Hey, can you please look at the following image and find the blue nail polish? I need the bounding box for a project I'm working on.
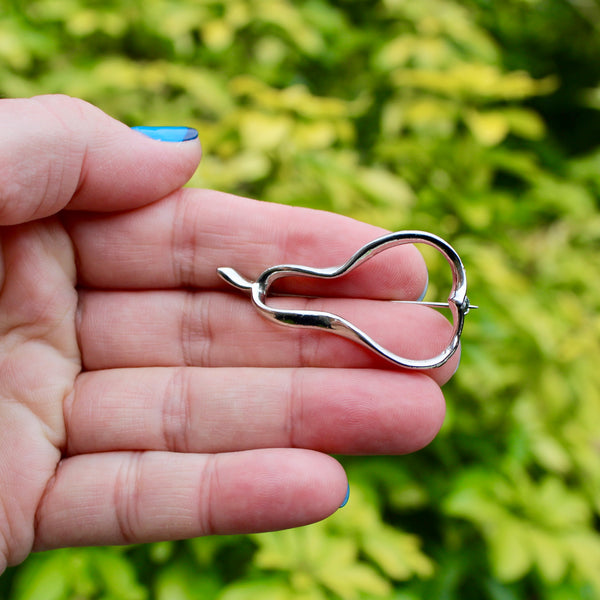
[417,272,429,302]
[132,126,198,142]
[339,485,350,508]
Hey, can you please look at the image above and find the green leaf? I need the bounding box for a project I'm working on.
[362,528,434,580]
[92,549,147,600]
[318,563,391,599]
[218,578,293,600]
[155,562,221,600]
[489,519,532,582]
[465,110,510,146]
[529,529,567,583]
[12,552,70,600]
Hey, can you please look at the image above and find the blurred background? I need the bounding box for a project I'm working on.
[1,0,600,598]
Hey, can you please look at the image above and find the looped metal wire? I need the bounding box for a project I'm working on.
[217,230,475,369]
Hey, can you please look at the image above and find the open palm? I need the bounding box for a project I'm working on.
[0,96,452,573]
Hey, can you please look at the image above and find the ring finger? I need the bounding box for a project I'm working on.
[65,366,445,457]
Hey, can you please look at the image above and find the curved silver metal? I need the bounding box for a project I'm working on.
[217,230,474,369]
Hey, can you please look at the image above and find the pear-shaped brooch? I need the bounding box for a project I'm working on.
[218,231,476,369]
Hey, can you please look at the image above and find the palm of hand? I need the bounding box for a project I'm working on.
[0,219,79,570]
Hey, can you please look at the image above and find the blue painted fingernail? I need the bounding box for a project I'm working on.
[339,484,350,508]
[132,126,198,142]
[417,272,429,302]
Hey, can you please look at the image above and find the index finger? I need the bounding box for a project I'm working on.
[65,189,428,299]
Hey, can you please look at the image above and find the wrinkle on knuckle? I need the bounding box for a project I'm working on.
[171,192,200,287]
[179,291,195,367]
[180,290,213,367]
[113,452,144,545]
[197,455,219,536]
[162,367,191,453]
[33,96,89,208]
[192,292,214,367]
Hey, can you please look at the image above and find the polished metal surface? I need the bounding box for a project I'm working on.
[217,231,475,369]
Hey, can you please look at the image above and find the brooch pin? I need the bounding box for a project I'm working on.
[218,231,475,369]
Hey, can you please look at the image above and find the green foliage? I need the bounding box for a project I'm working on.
[1,0,600,598]
[7,547,147,600]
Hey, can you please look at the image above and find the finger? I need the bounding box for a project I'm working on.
[33,449,347,549]
[64,367,445,456]
[64,189,428,299]
[76,290,459,383]
[0,95,201,225]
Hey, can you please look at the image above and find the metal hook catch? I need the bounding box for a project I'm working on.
[217,230,476,369]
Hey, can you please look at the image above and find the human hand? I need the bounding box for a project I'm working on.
[0,95,453,574]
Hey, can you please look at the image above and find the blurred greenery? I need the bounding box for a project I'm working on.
[1,0,600,598]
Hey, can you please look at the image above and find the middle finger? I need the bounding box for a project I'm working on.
[77,289,458,383]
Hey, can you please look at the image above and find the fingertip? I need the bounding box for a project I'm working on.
[0,94,203,224]
[417,270,429,302]
[416,373,447,449]
[433,342,462,387]
[338,483,350,509]
[405,243,430,300]
[376,371,447,453]
[68,114,202,212]
[212,449,349,533]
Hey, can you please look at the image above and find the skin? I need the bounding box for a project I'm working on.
[0,95,454,574]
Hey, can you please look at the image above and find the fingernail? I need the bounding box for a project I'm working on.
[450,352,462,378]
[132,126,198,142]
[339,484,350,508]
[417,272,429,302]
